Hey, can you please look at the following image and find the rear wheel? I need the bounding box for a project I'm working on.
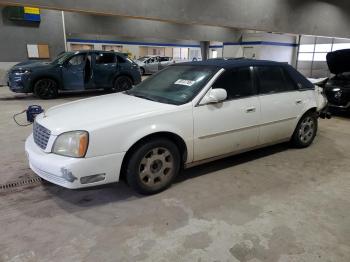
[33,79,58,99]
[291,111,318,148]
[112,76,133,92]
[125,138,180,195]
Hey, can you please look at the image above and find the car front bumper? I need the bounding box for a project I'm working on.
[8,79,26,93]
[8,73,31,93]
[25,135,125,189]
[328,102,350,109]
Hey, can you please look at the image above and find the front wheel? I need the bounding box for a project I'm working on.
[291,111,318,148]
[140,67,145,75]
[33,79,58,99]
[112,76,133,92]
[125,139,181,195]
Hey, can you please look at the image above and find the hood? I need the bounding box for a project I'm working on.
[326,49,350,74]
[36,93,176,135]
[135,60,145,66]
[12,61,52,71]
[308,77,329,87]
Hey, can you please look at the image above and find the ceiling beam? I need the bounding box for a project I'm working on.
[0,0,349,38]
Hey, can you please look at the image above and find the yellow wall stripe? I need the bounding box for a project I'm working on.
[24,7,40,15]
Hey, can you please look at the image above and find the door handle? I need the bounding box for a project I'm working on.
[296,100,303,104]
[245,107,256,113]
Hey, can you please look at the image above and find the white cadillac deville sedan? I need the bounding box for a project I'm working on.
[25,59,327,194]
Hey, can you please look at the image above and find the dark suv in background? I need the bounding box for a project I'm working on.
[324,49,350,110]
[8,51,142,99]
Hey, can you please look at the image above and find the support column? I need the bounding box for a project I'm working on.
[200,41,210,61]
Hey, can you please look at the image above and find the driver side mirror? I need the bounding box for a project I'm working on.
[199,88,227,105]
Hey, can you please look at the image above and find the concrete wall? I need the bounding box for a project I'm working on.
[2,0,350,38]
[0,8,65,85]
[209,42,223,59]
[0,8,65,61]
[222,32,298,65]
[63,12,240,43]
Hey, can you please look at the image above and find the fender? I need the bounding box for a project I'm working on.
[86,105,194,163]
[120,123,193,164]
[292,90,318,131]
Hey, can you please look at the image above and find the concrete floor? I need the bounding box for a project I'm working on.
[0,86,349,262]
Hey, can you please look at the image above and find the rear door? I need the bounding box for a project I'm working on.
[193,66,260,161]
[255,66,304,145]
[93,52,117,88]
[159,57,171,70]
[145,57,159,73]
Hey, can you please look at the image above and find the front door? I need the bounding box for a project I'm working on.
[62,53,87,90]
[193,67,260,161]
[255,66,304,145]
[93,52,117,89]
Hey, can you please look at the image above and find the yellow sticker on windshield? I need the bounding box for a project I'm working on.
[175,79,195,86]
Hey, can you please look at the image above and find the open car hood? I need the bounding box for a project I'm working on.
[327,49,350,74]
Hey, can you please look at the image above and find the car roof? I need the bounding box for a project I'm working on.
[143,55,169,58]
[176,58,285,69]
[70,50,125,55]
[174,58,315,89]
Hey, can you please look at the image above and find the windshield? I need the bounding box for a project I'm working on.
[126,65,219,105]
[137,56,150,62]
[51,52,74,64]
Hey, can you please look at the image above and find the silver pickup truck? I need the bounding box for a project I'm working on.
[135,56,175,75]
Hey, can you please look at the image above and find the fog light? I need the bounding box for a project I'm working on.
[80,174,106,184]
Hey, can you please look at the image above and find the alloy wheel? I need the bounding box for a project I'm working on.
[34,79,57,99]
[298,116,315,143]
[138,147,174,187]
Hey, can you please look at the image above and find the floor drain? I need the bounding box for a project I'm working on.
[0,176,42,192]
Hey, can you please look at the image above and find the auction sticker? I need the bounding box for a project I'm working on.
[174,79,195,86]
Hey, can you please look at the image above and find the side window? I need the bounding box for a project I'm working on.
[160,57,169,62]
[67,54,86,66]
[212,67,255,100]
[95,53,116,64]
[255,66,297,94]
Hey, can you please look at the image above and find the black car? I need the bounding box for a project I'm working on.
[324,49,350,110]
[7,51,142,99]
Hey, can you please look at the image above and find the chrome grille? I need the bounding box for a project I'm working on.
[33,121,51,150]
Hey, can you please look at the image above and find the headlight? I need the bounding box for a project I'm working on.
[52,131,89,158]
[14,69,31,76]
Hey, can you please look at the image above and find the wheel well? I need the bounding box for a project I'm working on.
[31,77,59,92]
[293,107,318,133]
[119,132,188,181]
[303,107,317,116]
[114,74,133,85]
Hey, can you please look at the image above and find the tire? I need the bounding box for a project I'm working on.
[291,111,318,148]
[125,138,181,195]
[140,67,145,76]
[33,79,58,99]
[112,76,133,92]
